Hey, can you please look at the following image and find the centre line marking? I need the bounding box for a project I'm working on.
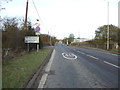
[77,51,99,60]
[76,49,119,69]
[103,61,120,68]
[77,51,85,55]
[86,55,99,60]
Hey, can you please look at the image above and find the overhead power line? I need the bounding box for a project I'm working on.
[31,0,49,32]
[31,0,42,21]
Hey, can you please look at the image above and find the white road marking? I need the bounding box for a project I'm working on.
[38,73,48,88]
[76,50,119,69]
[111,54,118,56]
[103,61,120,68]
[38,49,55,88]
[71,53,77,59]
[86,54,99,60]
[62,53,77,60]
[77,51,85,55]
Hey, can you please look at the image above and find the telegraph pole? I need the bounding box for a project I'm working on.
[24,0,29,52]
[118,1,120,28]
[24,0,29,31]
[118,2,120,51]
[107,1,109,50]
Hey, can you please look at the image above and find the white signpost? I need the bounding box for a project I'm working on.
[25,36,39,52]
[25,36,39,43]
[24,20,41,52]
[34,20,41,52]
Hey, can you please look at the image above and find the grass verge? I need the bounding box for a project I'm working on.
[2,49,51,88]
[110,49,119,53]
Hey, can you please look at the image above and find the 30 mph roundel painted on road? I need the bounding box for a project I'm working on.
[62,52,77,60]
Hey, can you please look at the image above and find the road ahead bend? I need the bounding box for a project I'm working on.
[39,44,119,88]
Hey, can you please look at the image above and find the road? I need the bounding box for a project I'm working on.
[38,43,119,88]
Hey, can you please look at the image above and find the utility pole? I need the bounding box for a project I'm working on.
[107,1,109,50]
[118,2,120,51]
[24,0,29,31]
[24,0,29,52]
[118,1,120,28]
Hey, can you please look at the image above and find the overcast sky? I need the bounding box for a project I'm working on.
[1,0,119,39]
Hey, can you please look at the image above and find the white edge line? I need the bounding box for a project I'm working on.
[38,49,55,88]
[103,61,120,68]
[38,73,48,88]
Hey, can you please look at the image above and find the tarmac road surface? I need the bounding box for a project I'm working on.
[38,43,119,88]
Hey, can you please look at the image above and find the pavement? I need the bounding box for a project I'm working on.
[38,43,119,88]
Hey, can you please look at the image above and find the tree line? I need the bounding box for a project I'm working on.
[63,24,119,51]
[92,24,119,50]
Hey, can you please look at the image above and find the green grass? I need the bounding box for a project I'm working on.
[110,49,119,53]
[2,49,51,88]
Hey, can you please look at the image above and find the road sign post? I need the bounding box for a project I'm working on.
[37,43,39,52]
[34,19,41,52]
[27,43,29,52]
[25,36,39,52]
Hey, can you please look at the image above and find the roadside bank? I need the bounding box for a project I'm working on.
[2,49,53,88]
